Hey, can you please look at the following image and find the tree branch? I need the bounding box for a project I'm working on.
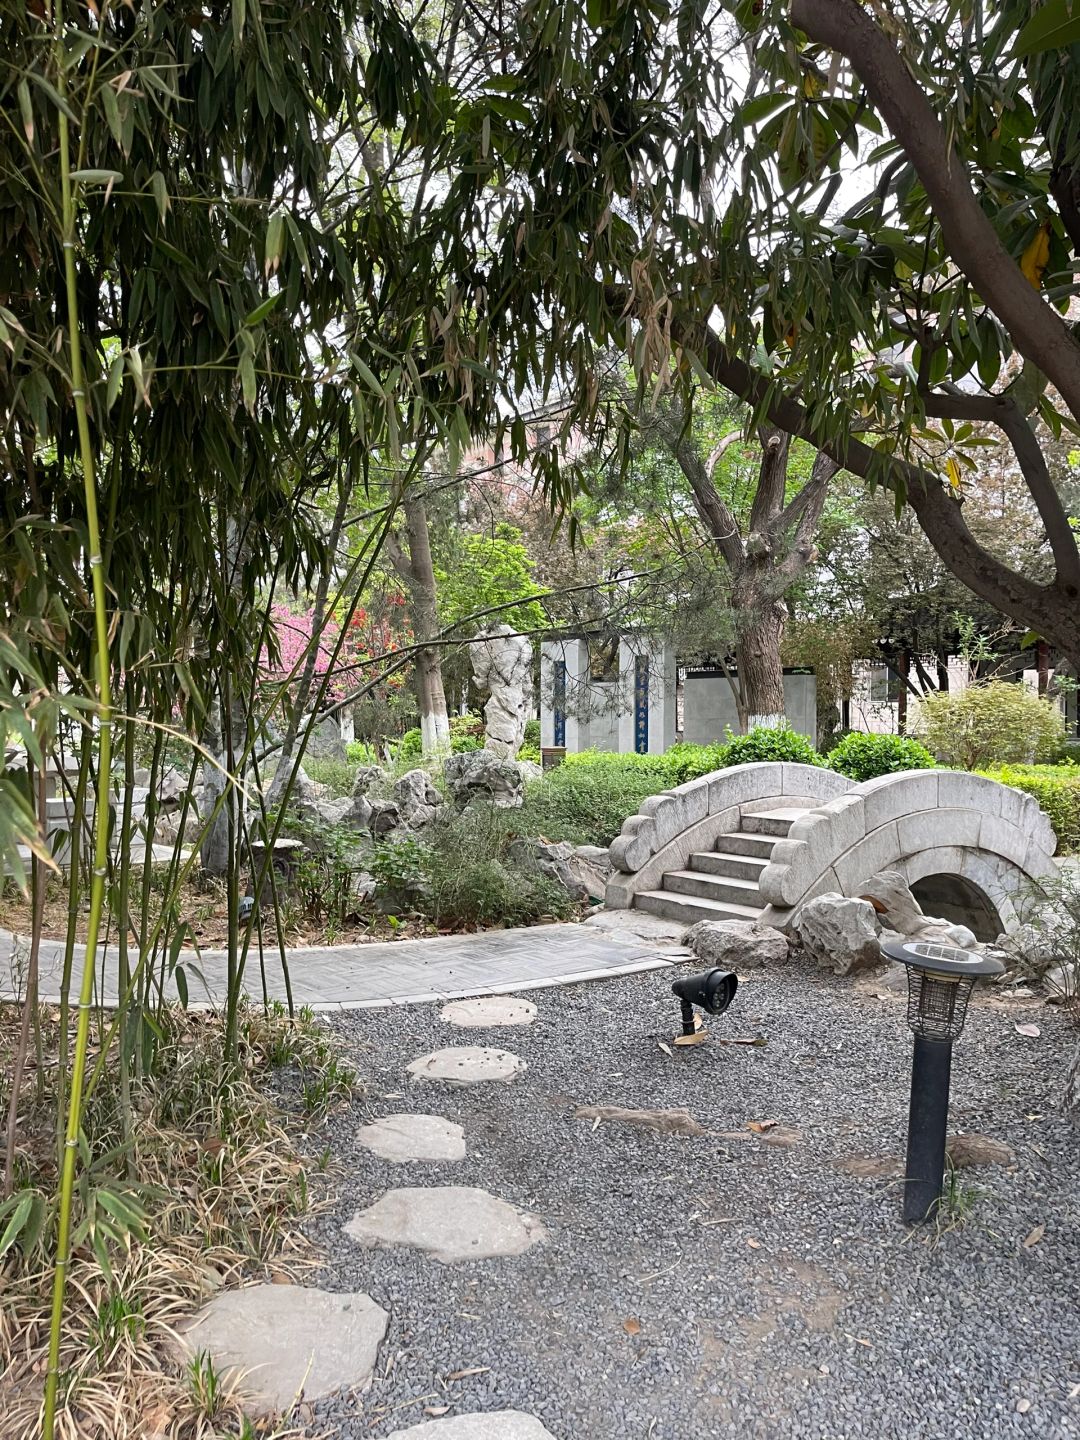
[923,389,1080,590]
[790,0,1080,425]
[748,424,790,534]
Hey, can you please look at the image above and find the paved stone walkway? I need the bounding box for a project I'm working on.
[0,922,679,1011]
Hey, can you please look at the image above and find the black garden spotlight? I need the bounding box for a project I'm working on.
[672,969,738,1038]
[882,938,1004,1224]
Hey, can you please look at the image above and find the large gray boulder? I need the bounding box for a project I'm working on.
[471,625,533,758]
[793,894,881,975]
[444,750,525,809]
[306,715,348,761]
[393,768,443,828]
[858,870,978,950]
[509,835,601,898]
[684,918,789,969]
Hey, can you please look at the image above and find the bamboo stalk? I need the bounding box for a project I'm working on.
[42,56,115,1440]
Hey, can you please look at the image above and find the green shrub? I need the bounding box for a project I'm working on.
[517,743,541,763]
[523,717,541,749]
[979,764,1080,852]
[1051,738,1080,767]
[720,725,823,768]
[517,751,671,847]
[826,732,936,781]
[301,755,357,796]
[396,727,423,760]
[346,740,379,764]
[395,717,484,762]
[918,681,1065,769]
[369,836,432,892]
[424,807,573,927]
[662,741,728,784]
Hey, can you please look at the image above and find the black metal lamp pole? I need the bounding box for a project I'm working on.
[903,1033,953,1223]
[881,939,1004,1225]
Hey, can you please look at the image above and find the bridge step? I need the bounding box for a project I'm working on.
[689,851,769,881]
[662,869,763,906]
[711,831,777,860]
[635,890,764,926]
[739,808,806,837]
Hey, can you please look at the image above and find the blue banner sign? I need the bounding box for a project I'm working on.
[553,660,566,747]
[634,654,649,753]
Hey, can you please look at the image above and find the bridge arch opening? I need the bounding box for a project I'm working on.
[909,873,1002,942]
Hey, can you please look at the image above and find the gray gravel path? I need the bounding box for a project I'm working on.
[309,955,1080,1439]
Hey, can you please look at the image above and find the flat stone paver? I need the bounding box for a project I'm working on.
[407,1046,526,1087]
[441,996,537,1028]
[345,1186,546,1263]
[358,1113,466,1163]
[173,1284,387,1413]
[0,922,673,1011]
[385,1414,557,1438]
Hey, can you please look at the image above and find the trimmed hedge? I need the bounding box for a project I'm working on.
[516,729,823,847]
[979,764,1080,853]
[827,732,936,781]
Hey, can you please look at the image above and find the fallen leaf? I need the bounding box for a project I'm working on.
[623,1317,641,1335]
[746,1237,762,1250]
[719,1034,768,1047]
[425,1407,451,1418]
[747,1119,779,1133]
[1014,1023,1041,1039]
[657,1041,673,1057]
[446,1366,490,1381]
[1023,1223,1046,1248]
[673,1030,710,1047]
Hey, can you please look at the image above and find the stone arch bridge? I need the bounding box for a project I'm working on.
[605,762,1057,940]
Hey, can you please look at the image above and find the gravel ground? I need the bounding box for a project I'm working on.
[307,953,1080,1440]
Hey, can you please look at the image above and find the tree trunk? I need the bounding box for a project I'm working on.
[733,572,787,730]
[402,495,450,753]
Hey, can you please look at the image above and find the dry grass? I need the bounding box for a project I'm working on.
[0,1003,355,1439]
[0,872,435,950]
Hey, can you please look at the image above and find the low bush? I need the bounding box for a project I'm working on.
[662,741,728,784]
[423,806,573,927]
[302,754,356,795]
[346,740,380,764]
[522,717,541,749]
[918,681,1064,769]
[826,732,936,781]
[979,764,1080,852]
[517,750,671,847]
[396,715,485,761]
[720,725,823,768]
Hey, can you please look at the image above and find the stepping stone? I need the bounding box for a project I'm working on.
[173,1284,387,1414]
[407,1046,526,1087]
[441,995,537,1028]
[358,1114,466,1163]
[345,1186,546,1263]
[386,1413,557,1438]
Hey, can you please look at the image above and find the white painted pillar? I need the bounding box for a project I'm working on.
[540,638,591,752]
[616,638,676,754]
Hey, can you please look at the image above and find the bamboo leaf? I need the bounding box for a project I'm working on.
[106,353,124,411]
[149,171,169,222]
[17,79,33,143]
[70,169,125,185]
[0,1192,33,1258]
[244,293,281,326]
[239,350,257,413]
